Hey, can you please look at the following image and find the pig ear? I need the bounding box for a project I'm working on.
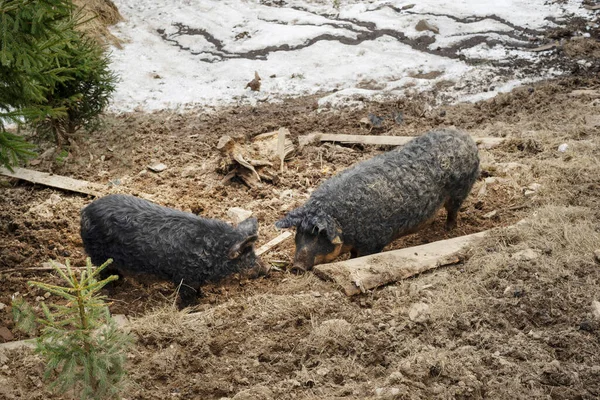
[228,232,259,260]
[275,208,305,229]
[313,214,342,244]
[236,217,258,237]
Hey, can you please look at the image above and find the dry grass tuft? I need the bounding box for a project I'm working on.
[74,0,124,48]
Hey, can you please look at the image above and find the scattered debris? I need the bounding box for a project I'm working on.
[415,19,439,34]
[408,302,430,323]
[147,162,168,173]
[409,70,443,79]
[245,71,261,91]
[227,207,253,225]
[529,43,558,52]
[218,128,295,187]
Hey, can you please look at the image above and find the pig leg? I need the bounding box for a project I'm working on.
[444,192,470,230]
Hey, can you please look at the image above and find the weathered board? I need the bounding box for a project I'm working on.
[299,133,504,149]
[0,167,105,196]
[313,229,491,296]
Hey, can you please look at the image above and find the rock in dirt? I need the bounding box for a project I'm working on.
[483,210,498,219]
[558,143,569,153]
[408,302,430,323]
[232,385,273,400]
[415,19,439,34]
[592,301,600,320]
[148,162,167,173]
[0,327,14,342]
[0,303,6,311]
[593,250,600,263]
[514,248,539,261]
[375,387,402,397]
[227,207,253,225]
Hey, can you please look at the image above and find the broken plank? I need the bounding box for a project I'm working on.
[313,229,491,296]
[256,231,292,256]
[0,167,106,196]
[299,133,504,149]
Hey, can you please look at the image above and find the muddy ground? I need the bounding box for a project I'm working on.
[1,33,600,400]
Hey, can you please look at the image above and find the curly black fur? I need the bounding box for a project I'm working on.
[80,194,259,308]
[276,128,480,268]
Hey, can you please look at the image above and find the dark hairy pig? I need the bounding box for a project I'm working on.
[80,194,261,308]
[276,128,480,271]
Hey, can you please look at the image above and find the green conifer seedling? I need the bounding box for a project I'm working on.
[13,258,133,400]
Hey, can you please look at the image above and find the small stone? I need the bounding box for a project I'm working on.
[408,302,430,323]
[148,163,168,173]
[415,19,440,34]
[558,143,569,152]
[401,4,415,10]
[528,183,542,191]
[359,117,371,128]
[483,210,497,219]
[514,248,539,261]
[227,207,253,225]
[35,296,44,302]
[386,371,403,385]
[0,327,14,342]
[43,292,51,299]
[593,250,600,263]
[592,300,600,320]
[112,314,130,328]
[524,190,536,197]
[503,286,513,296]
[0,303,6,311]
[316,367,329,376]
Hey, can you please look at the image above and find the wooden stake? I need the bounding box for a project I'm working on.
[256,231,292,256]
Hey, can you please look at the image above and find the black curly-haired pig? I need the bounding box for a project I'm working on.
[80,194,261,308]
[276,128,480,271]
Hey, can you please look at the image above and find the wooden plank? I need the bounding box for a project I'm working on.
[0,167,106,196]
[299,133,504,149]
[313,229,492,296]
[256,231,292,256]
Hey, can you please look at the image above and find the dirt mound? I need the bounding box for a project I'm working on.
[74,0,123,47]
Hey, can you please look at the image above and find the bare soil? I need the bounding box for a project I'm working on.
[1,34,600,400]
